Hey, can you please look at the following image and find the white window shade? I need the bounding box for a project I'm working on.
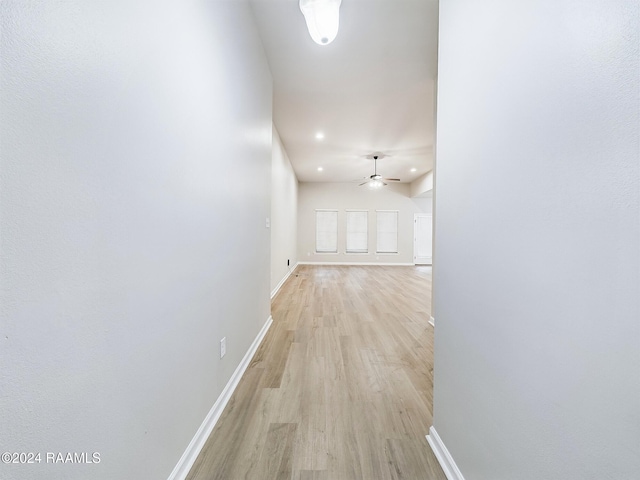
[316,210,338,253]
[346,210,368,253]
[376,211,398,253]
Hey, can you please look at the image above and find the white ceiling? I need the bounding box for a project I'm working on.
[249,0,439,183]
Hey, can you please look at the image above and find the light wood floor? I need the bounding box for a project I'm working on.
[186,265,445,480]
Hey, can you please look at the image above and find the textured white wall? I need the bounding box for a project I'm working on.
[271,127,298,294]
[0,2,272,479]
[298,182,432,264]
[433,1,639,479]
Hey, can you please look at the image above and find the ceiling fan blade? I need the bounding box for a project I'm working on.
[358,181,369,186]
[384,178,401,182]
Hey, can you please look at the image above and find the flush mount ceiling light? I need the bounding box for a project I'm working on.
[315,132,325,140]
[317,166,324,171]
[299,0,342,45]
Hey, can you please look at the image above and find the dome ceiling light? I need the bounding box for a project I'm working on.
[299,0,342,45]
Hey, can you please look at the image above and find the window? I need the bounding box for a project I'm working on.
[315,210,338,253]
[376,210,398,253]
[346,210,368,253]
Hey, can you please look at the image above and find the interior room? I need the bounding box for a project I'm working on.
[1,1,638,480]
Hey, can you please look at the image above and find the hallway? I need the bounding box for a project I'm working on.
[186,265,445,480]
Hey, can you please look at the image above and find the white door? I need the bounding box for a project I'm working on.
[414,214,432,265]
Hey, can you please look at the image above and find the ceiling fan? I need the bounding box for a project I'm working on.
[359,154,400,188]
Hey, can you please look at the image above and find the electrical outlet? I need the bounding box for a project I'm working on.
[220,337,226,358]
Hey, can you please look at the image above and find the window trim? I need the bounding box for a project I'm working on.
[345,209,369,254]
[315,209,339,254]
[376,209,399,254]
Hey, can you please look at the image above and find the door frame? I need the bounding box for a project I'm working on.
[413,213,433,265]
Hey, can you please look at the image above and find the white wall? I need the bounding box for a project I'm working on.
[433,1,639,479]
[0,2,272,480]
[298,182,432,264]
[410,170,434,198]
[271,126,298,295]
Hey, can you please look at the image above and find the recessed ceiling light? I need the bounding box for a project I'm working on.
[317,167,323,171]
[315,132,325,140]
[410,168,417,172]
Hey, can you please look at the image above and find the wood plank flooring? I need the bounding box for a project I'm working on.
[186,265,445,480]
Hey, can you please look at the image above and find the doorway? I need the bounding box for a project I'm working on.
[414,213,433,265]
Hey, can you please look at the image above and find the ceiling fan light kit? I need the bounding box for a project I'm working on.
[299,0,342,45]
[359,155,401,189]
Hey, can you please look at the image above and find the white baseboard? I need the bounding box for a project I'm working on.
[271,262,299,299]
[429,316,435,327]
[426,426,465,480]
[298,261,414,266]
[168,315,273,480]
